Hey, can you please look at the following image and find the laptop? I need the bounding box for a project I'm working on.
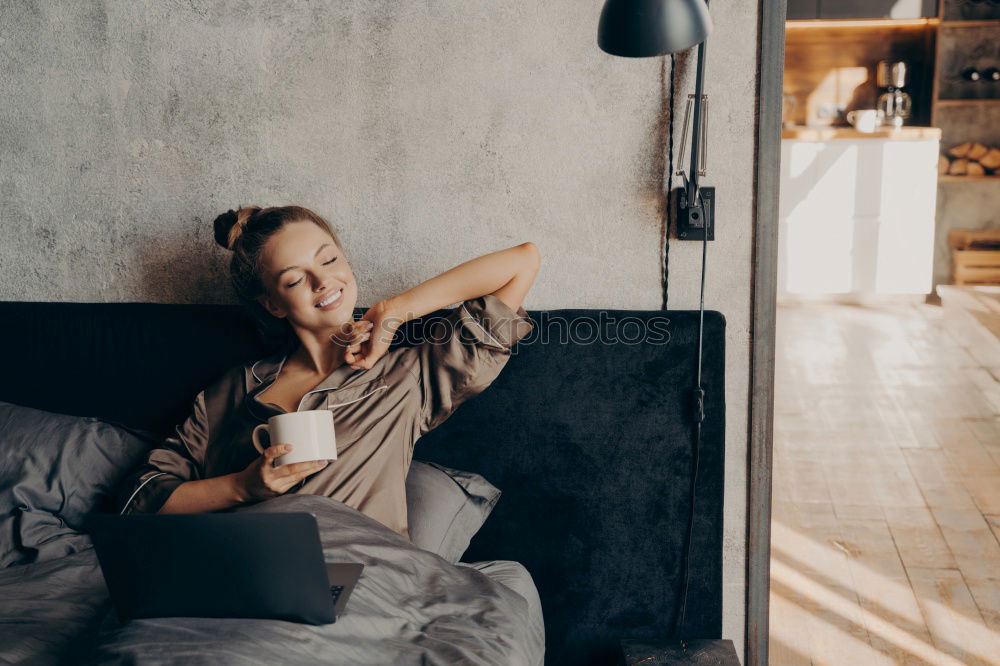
[85,512,363,626]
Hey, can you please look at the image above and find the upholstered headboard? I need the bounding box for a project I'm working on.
[0,302,725,665]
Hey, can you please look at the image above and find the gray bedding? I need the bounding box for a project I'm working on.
[0,494,545,666]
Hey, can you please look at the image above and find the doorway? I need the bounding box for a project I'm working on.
[760,1,1000,664]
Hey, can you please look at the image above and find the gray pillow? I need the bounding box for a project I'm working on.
[0,401,154,567]
[405,460,502,563]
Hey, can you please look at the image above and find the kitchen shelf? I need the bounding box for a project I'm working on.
[938,174,1000,182]
[936,99,1000,106]
[939,19,1000,27]
[783,126,942,140]
[786,18,940,28]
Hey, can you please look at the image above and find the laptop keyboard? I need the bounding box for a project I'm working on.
[329,585,344,605]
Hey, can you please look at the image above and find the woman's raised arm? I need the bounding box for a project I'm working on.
[349,242,541,370]
[391,241,541,316]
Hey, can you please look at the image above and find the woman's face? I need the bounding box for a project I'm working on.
[256,220,358,334]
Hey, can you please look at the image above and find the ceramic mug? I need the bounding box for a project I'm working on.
[252,410,337,466]
[846,109,880,133]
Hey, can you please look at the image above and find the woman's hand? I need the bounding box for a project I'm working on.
[348,300,403,370]
[233,444,329,502]
[330,319,374,368]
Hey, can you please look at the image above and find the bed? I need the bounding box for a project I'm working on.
[0,301,725,665]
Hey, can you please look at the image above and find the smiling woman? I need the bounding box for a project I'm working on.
[248,217,365,371]
[213,205,357,349]
[117,203,539,540]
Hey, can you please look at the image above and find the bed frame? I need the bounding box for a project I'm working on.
[0,301,725,665]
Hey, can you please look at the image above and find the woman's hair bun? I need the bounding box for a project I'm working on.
[212,205,261,250]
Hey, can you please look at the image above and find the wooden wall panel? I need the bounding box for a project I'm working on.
[784,24,937,125]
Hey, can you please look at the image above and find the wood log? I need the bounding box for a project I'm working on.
[967,161,986,177]
[939,154,951,174]
[980,148,1000,171]
[949,158,969,175]
[967,143,989,162]
[949,142,972,158]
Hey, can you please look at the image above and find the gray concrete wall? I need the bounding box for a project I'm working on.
[0,0,759,651]
[932,97,1000,288]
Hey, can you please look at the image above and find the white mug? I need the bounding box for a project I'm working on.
[252,410,337,466]
[846,109,880,133]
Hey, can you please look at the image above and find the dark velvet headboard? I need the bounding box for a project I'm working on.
[0,302,726,666]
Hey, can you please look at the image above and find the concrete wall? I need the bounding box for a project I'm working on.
[0,0,760,652]
[932,86,1000,288]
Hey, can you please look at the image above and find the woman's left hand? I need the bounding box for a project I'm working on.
[329,320,372,367]
[347,300,403,370]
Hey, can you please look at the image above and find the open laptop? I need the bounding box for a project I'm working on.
[85,512,363,625]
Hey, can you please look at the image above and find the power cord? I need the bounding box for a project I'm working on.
[672,11,710,643]
[663,53,676,311]
[674,225,707,647]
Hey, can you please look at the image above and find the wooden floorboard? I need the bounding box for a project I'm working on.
[769,299,1000,665]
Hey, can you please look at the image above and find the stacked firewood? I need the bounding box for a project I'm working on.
[938,142,1000,177]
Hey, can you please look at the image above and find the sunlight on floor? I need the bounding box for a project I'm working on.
[772,521,999,665]
[769,299,1000,666]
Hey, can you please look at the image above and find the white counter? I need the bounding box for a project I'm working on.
[778,133,940,295]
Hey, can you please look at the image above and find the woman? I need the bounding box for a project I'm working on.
[117,205,539,540]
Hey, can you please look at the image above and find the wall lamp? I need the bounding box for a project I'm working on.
[598,0,715,241]
[599,2,740,664]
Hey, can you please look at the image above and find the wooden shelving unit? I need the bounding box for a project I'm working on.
[939,19,1000,27]
[931,0,999,289]
[939,174,1000,182]
[936,98,1000,106]
[783,20,939,127]
[785,18,939,28]
[932,1,1000,184]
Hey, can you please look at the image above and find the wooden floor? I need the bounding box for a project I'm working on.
[769,298,1000,666]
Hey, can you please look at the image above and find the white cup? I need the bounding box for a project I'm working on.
[252,410,337,466]
[846,109,880,133]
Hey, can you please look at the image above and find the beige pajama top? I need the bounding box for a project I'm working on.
[117,294,534,540]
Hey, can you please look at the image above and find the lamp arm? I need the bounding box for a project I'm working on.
[687,37,708,208]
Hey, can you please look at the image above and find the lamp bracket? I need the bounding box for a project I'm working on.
[676,185,715,241]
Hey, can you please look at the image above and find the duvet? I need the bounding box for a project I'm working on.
[0,494,544,666]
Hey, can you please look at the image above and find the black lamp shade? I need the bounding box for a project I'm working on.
[598,0,713,57]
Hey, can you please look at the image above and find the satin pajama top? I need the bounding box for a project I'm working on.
[116,294,534,540]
